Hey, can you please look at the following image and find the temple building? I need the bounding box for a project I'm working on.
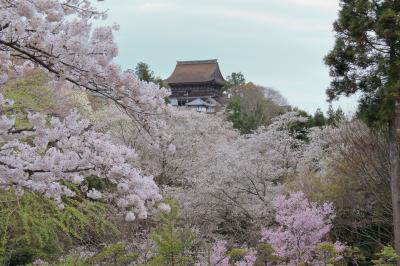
[165,59,226,112]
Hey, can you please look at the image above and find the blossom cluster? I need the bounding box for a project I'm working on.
[0,94,163,221]
[0,0,170,131]
[163,111,308,241]
[261,192,344,266]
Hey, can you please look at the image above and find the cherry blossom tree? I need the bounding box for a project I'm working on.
[92,105,236,185]
[0,0,173,222]
[92,103,309,241]
[195,112,306,241]
[261,192,344,266]
[0,93,165,221]
[0,0,169,130]
[161,111,308,243]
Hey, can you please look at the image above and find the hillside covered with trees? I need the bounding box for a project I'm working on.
[0,0,400,266]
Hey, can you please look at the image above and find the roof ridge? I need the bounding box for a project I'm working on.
[177,59,218,65]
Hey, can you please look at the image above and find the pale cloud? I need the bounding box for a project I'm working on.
[131,1,332,32]
[279,0,339,11]
[105,0,337,32]
[217,9,330,32]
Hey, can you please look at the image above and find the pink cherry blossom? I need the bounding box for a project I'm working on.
[0,95,163,220]
[0,0,170,133]
[261,192,344,266]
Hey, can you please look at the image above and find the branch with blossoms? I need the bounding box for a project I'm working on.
[0,93,165,221]
[0,0,170,133]
[261,192,345,266]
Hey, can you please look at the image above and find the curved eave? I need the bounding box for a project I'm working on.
[167,80,226,87]
[213,64,227,85]
[165,60,227,86]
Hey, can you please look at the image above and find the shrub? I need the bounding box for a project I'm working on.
[372,246,400,266]
[0,188,118,265]
[148,200,196,266]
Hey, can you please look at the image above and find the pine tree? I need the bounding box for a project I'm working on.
[226,72,246,87]
[313,108,326,127]
[325,1,400,260]
[149,201,196,266]
[327,105,345,126]
[134,62,155,83]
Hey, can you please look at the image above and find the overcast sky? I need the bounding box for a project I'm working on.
[95,0,358,114]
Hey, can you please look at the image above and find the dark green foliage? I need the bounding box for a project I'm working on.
[135,62,155,83]
[324,0,400,125]
[227,72,246,86]
[134,62,168,88]
[84,175,113,192]
[226,99,256,134]
[299,106,345,129]
[312,108,327,127]
[327,105,346,126]
[225,84,286,134]
[8,248,37,266]
[148,200,196,266]
[0,188,118,265]
[224,72,246,91]
[289,106,346,141]
[308,107,344,128]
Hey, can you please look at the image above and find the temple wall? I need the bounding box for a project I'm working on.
[170,84,223,99]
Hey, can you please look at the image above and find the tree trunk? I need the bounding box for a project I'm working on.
[389,98,400,264]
